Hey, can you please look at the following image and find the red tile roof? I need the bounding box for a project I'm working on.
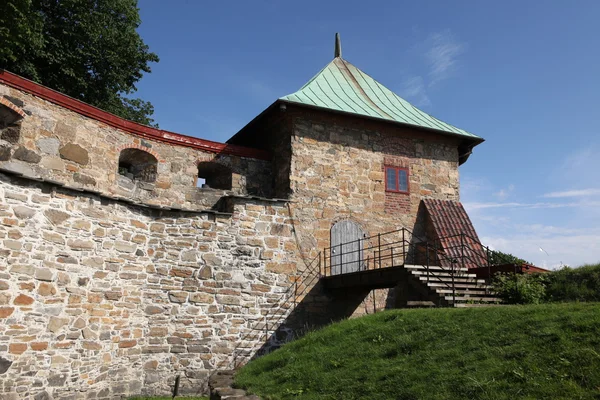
[422,199,487,269]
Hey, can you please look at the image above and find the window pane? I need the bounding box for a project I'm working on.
[399,170,408,192]
[386,168,397,190]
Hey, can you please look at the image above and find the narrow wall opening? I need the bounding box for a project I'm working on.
[0,102,24,145]
[197,161,232,190]
[118,148,158,183]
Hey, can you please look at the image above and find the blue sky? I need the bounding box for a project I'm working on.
[135,0,600,268]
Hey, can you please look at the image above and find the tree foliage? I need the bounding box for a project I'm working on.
[488,249,531,265]
[0,0,159,126]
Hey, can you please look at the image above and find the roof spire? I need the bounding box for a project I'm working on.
[334,33,342,58]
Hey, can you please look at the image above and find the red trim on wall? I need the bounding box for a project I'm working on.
[384,166,410,194]
[0,70,270,161]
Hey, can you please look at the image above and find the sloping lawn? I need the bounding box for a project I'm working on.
[236,303,600,400]
[129,397,207,400]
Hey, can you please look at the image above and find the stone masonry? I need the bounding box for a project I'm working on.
[0,50,478,399]
[0,173,296,399]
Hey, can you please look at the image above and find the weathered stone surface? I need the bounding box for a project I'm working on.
[72,318,86,329]
[0,146,11,161]
[13,146,42,163]
[14,293,34,305]
[168,291,188,303]
[1,125,20,143]
[82,327,98,340]
[40,157,65,171]
[44,209,70,225]
[73,173,96,186]
[10,264,34,276]
[59,143,89,165]
[33,391,53,400]
[13,205,36,219]
[0,307,14,318]
[202,253,222,266]
[38,283,56,296]
[145,305,164,315]
[48,373,67,387]
[37,137,61,155]
[118,340,137,348]
[189,293,215,304]
[0,356,12,374]
[48,317,69,333]
[198,265,212,280]
[35,268,54,282]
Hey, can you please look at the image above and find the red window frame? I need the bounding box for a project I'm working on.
[385,166,409,194]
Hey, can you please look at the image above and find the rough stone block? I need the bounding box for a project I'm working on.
[36,137,60,155]
[13,147,41,164]
[59,143,89,165]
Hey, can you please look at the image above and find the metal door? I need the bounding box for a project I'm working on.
[330,220,364,275]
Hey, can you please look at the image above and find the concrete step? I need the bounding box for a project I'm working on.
[419,276,487,284]
[411,270,477,278]
[435,289,491,296]
[426,282,489,289]
[445,296,502,302]
[405,264,468,273]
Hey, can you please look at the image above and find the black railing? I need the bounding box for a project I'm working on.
[213,228,521,379]
[226,250,323,370]
[320,227,519,303]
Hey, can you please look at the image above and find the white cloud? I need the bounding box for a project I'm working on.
[464,144,600,268]
[494,184,515,200]
[543,188,600,198]
[400,76,430,107]
[480,232,600,269]
[400,29,466,106]
[426,30,466,86]
[464,200,600,210]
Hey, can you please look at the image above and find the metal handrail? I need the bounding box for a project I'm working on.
[223,228,518,373]
[321,226,515,303]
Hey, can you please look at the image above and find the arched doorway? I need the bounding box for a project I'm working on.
[330,220,365,275]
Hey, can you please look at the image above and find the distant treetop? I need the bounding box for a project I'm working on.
[0,0,159,126]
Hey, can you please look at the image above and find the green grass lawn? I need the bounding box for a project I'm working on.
[235,303,600,400]
[128,397,208,400]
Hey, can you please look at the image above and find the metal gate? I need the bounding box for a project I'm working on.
[330,220,364,275]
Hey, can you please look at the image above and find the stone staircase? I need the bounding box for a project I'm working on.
[404,264,502,308]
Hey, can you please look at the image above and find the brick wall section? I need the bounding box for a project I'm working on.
[383,155,411,214]
[0,173,297,400]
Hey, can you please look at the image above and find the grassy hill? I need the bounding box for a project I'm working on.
[235,303,600,400]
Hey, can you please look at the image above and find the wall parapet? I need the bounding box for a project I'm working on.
[0,69,270,160]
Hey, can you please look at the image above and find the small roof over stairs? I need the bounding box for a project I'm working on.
[422,198,488,270]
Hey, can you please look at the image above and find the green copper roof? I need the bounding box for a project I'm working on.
[280,57,481,140]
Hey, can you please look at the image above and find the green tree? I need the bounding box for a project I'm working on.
[0,0,159,126]
[489,249,531,265]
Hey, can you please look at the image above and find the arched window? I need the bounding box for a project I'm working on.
[118,148,158,183]
[197,161,232,190]
[0,100,25,144]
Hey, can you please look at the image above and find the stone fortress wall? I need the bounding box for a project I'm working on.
[0,70,466,399]
[0,75,299,399]
[0,76,273,211]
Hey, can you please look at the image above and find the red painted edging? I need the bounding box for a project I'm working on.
[0,70,270,160]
